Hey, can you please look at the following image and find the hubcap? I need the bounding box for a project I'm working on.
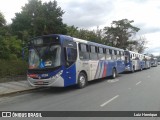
[79,76,85,86]
[113,70,116,78]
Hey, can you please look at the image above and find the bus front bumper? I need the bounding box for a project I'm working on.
[27,76,64,87]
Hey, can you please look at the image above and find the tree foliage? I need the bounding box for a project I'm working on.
[0,12,6,27]
[103,19,140,49]
[11,0,67,43]
[135,36,148,53]
[0,12,22,60]
[66,26,104,44]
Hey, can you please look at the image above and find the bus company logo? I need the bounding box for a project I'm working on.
[2,112,11,117]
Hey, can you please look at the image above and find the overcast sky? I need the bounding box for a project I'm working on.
[0,0,160,55]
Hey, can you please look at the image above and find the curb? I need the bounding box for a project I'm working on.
[0,87,41,97]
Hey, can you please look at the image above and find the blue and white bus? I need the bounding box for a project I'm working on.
[27,34,125,88]
[124,50,146,72]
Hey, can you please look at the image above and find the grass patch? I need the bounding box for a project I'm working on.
[0,59,28,83]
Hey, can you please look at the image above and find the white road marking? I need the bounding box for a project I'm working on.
[100,95,119,107]
[107,79,119,83]
[136,81,142,85]
[128,88,131,90]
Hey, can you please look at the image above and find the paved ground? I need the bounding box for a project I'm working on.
[0,80,38,97]
[0,66,160,120]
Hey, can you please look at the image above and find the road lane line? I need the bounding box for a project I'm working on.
[136,81,142,85]
[100,95,119,107]
[107,79,119,83]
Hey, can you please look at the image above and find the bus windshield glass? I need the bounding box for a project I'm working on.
[29,45,61,69]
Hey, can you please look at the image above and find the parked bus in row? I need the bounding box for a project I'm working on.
[151,57,158,67]
[124,50,153,72]
[144,55,151,69]
[124,50,145,72]
[27,34,125,88]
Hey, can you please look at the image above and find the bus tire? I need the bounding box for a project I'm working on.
[77,72,87,89]
[132,66,135,73]
[140,65,143,71]
[111,68,117,79]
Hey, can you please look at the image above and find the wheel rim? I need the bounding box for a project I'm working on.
[79,75,86,86]
[113,70,116,78]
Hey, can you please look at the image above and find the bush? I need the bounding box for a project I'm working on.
[0,59,28,78]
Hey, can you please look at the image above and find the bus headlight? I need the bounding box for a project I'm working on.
[52,70,63,79]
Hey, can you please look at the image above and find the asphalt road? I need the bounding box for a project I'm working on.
[0,66,160,120]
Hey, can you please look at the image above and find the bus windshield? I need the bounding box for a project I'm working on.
[29,45,61,69]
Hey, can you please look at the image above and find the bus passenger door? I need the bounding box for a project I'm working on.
[64,41,77,86]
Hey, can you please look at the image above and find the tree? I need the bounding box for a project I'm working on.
[135,36,147,53]
[0,35,22,59]
[66,25,79,37]
[0,12,7,35]
[0,12,6,27]
[11,0,67,43]
[66,26,104,44]
[0,12,22,60]
[103,19,140,49]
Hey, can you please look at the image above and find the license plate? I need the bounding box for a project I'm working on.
[37,81,44,84]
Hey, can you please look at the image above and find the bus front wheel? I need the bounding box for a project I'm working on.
[77,72,87,88]
[140,65,143,71]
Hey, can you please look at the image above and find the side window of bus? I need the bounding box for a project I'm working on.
[108,49,112,60]
[98,47,105,60]
[65,47,77,67]
[121,51,124,60]
[90,46,98,60]
[117,51,121,60]
[106,49,111,60]
[79,43,89,60]
[135,54,139,60]
[112,50,117,60]
[132,54,135,59]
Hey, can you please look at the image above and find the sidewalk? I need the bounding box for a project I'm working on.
[0,80,38,97]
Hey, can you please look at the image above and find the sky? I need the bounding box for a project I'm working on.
[0,0,160,55]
